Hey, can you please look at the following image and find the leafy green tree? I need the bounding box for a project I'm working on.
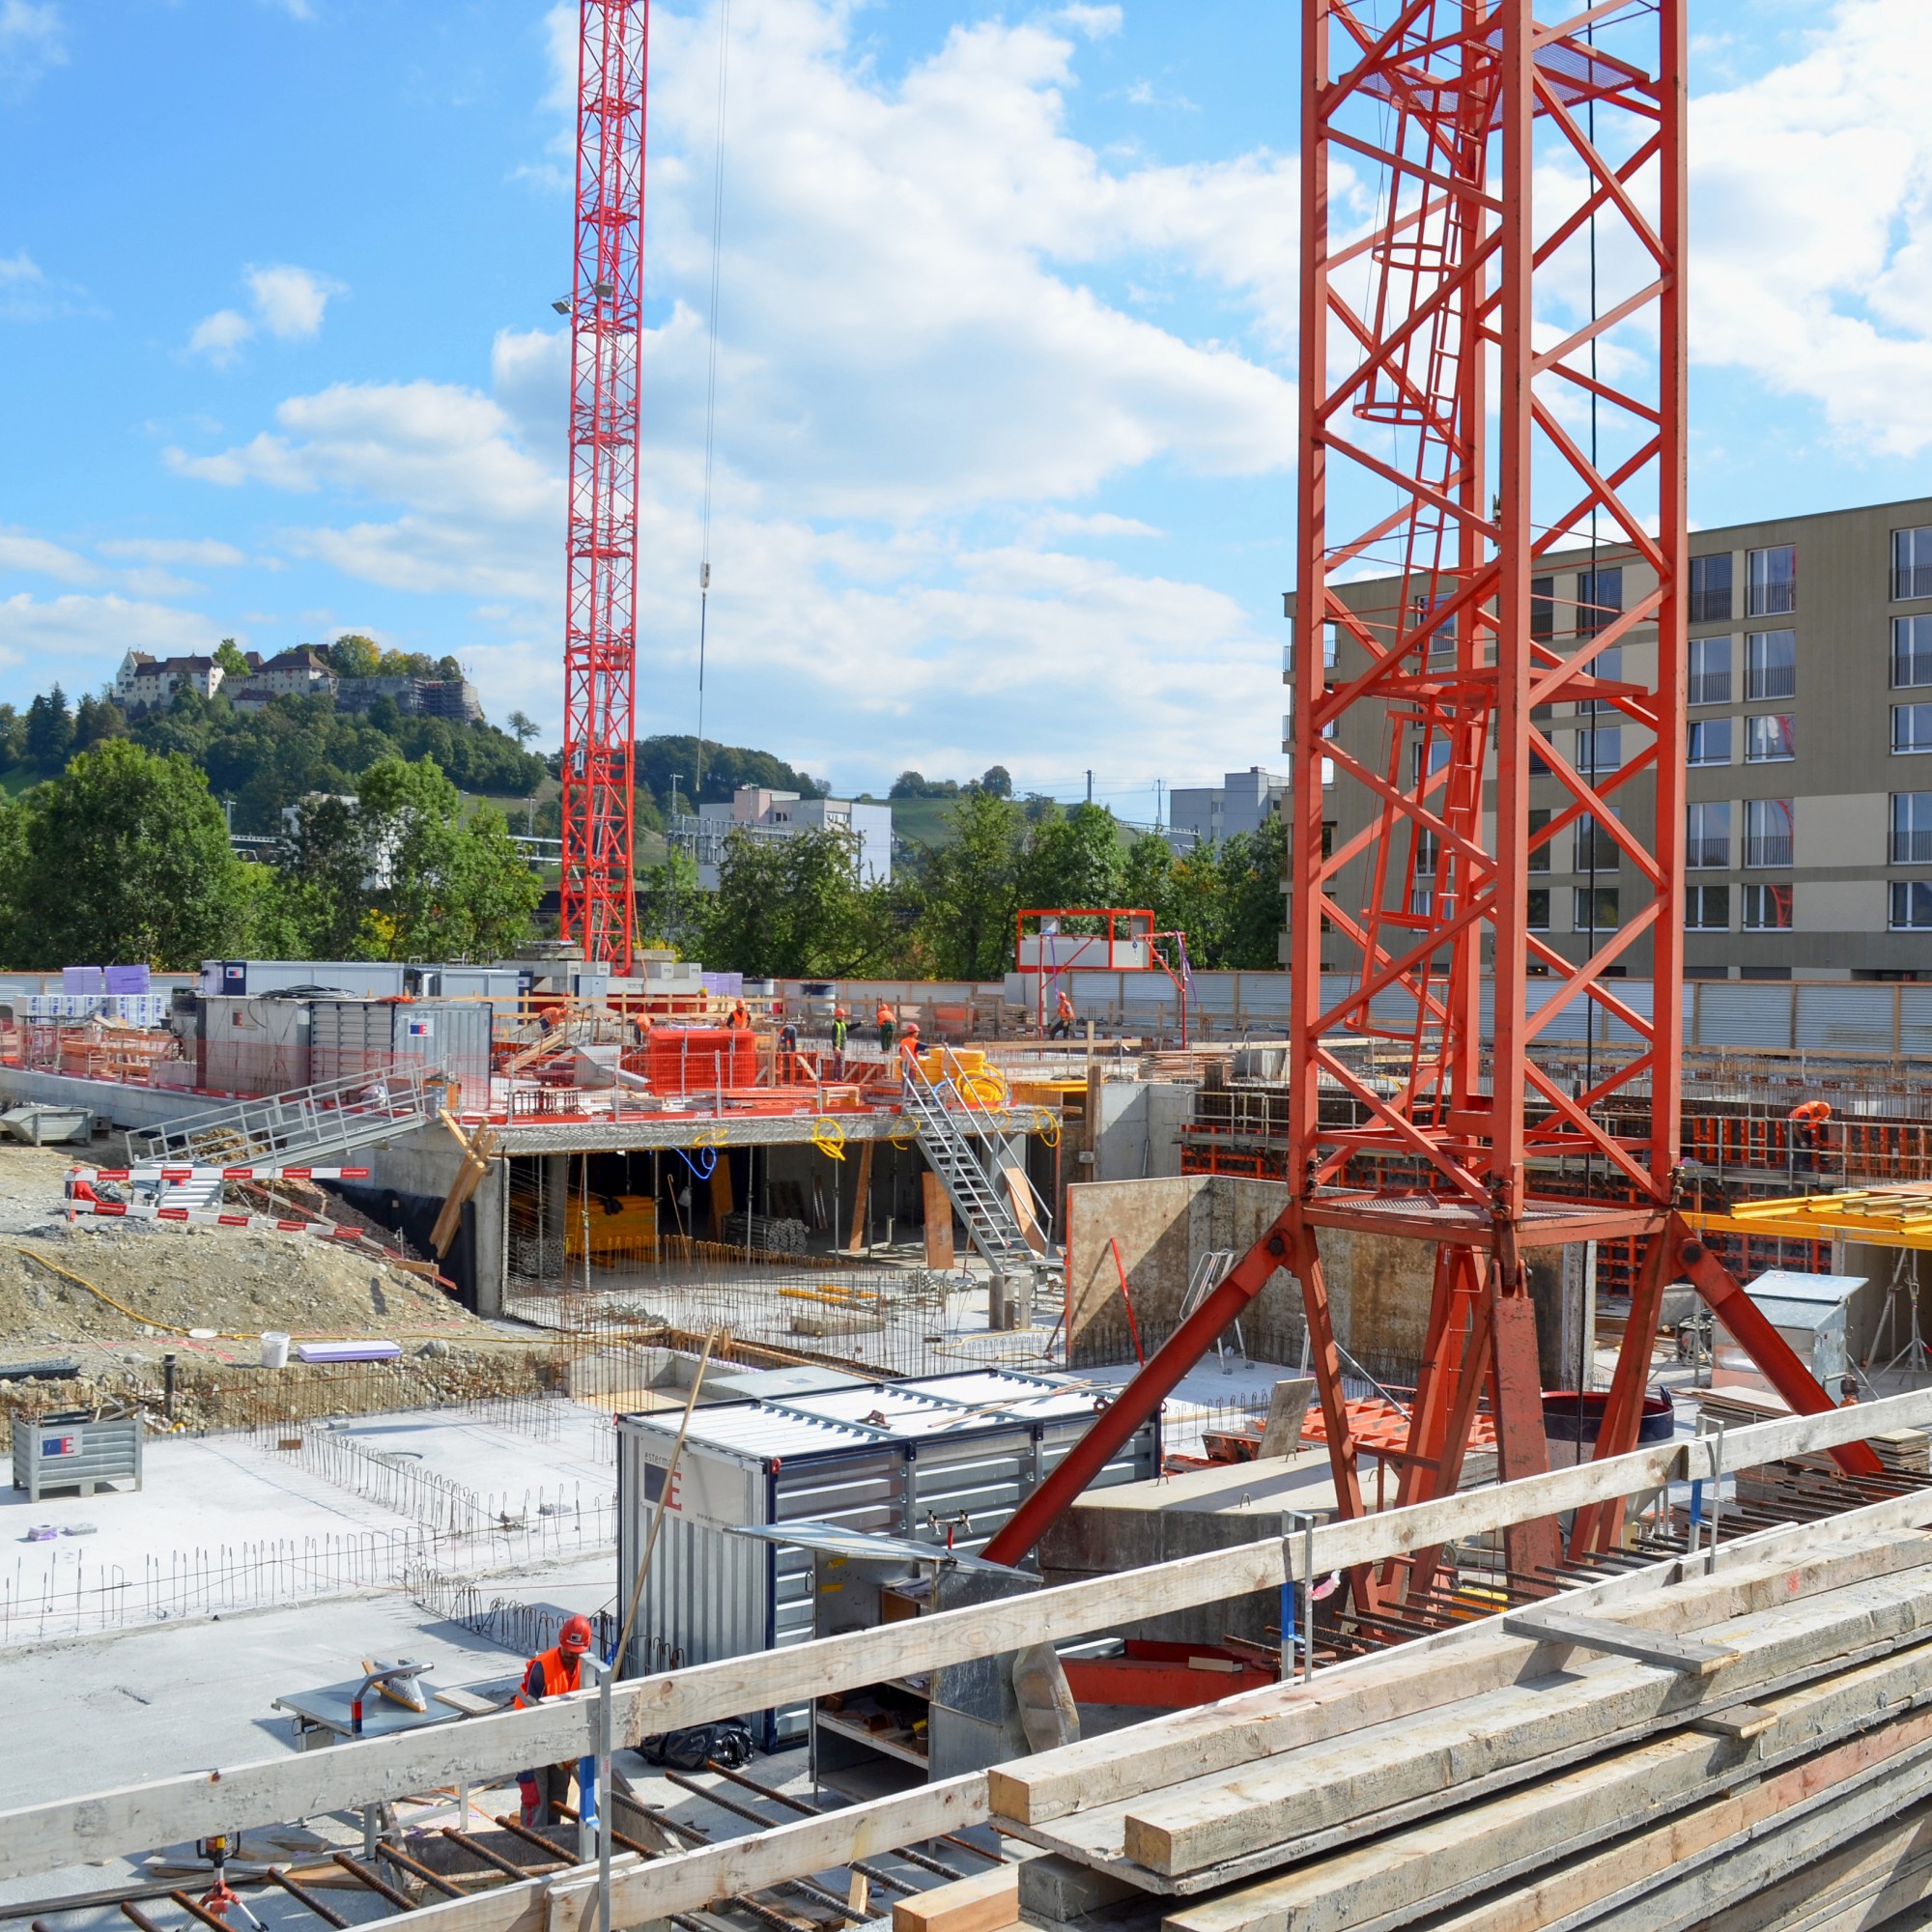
[1018,802,1122,912]
[0,704,23,767]
[73,694,127,751]
[272,792,372,959]
[355,757,543,960]
[636,845,705,954]
[1218,814,1289,968]
[915,789,1024,978]
[325,634,383,678]
[213,638,252,679]
[24,687,72,772]
[978,764,1013,799]
[0,741,252,967]
[505,709,540,748]
[704,825,885,978]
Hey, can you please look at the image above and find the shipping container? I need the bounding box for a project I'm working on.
[310,998,494,1102]
[615,1369,1160,1747]
[200,959,410,999]
[197,993,312,1096]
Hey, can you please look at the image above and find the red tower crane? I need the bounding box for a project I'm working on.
[559,0,647,974]
[986,0,1877,1590]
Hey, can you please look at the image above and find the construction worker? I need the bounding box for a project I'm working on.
[1049,987,1076,1040]
[728,999,752,1033]
[876,1000,896,1054]
[831,1006,850,1077]
[898,1018,922,1069]
[514,1614,594,1828]
[1788,1098,1832,1173]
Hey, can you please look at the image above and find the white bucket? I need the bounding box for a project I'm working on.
[260,1331,291,1370]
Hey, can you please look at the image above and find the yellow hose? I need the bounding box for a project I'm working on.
[810,1117,848,1162]
[14,1245,252,1341]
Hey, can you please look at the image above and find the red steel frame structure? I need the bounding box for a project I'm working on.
[1014,908,1193,1044]
[988,0,1876,1589]
[559,0,648,973]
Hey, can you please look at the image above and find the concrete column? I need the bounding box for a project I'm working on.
[471,1158,508,1318]
[542,1154,569,1273]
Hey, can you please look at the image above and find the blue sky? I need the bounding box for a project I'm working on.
[4,0,1932,819]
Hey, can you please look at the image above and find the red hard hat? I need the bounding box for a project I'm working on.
[558,1614,594,1655]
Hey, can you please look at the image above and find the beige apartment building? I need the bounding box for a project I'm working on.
[1284,493,1932,980]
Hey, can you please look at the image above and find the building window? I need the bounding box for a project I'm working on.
[1575,887,1619,931]
[1687,718,1733,766]
[1576,812,1621,870]
[1413,830,1438,876]
[1321,820,1336,858]
[1894,526,1932,602]
[1323,622,1339,668]
[1410,736,1450,786]
[1689,636,1732,706]
[1745,713,1795,762]
[1577,566,1623,637]
[1894,704,1932,754]
[1742,882,1793,930]
[1687,801,1730,869]
[1892,794,1932,865]
[1575,725,1621,773]
[1687,885,1730,930]
[1689,553,1733,624]
[1892,881,1932,930]
[1578,644,1621,714]
[1530,577,1554,642]
[1893,616,1932,689]
[1744,798,1794,868]
[1747,544,1796,616]
[1745,629,1797,701]
[1525,888,1550,930]
[1527,807,1551,873]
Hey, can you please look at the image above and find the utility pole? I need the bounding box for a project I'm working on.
[1085,769,1093,805]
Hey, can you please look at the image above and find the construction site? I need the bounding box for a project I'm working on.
[21,8,1932,1932]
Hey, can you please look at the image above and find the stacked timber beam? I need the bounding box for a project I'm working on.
[995,1527,1932,1930]
[10,1398,1932,1932]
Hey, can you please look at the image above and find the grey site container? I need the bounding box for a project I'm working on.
[309,999,493,1104]
[615,1370,1160,1747]
[14,1411,143,1501]
[197,993,313,1096]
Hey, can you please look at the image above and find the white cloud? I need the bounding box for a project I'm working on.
[0,593,218,687]
[1053,5,1122,39]
[187,308,255,367]
[246,264,338,340]
[96,537,247,567]
[162,0,1295,772]
[0,1,64,98]
[187,264,343,365]
[0,527,96,584]
[1689,0,1932,454]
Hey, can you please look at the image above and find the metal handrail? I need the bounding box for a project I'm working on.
[133,1065,441,1165]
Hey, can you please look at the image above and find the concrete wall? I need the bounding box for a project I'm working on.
[1093,1077,1190,1181]
[1064,1176,1441,1371]
[1065,1174,1584,1385]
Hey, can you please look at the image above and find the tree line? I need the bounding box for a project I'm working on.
[0,740,542,970]
[640,790,1286,980]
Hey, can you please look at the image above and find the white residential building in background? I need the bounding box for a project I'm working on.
[680,786,895,890]
[1168,767,1290,851]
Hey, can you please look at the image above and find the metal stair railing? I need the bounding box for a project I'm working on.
[898,1053,1050,1278]
[132,1065,443,1167]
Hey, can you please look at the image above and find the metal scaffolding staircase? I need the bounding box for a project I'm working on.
[131,1065,443,1167]
[899,1055,1057,1286]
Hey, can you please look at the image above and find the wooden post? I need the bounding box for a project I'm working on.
[846,1141,873,1254]
[922,1171,956,1269]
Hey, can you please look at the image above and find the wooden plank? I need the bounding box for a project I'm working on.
[999,1165,1046,1258]
[923,1172,956,1269]
[1693,1704,1777,1741]
[3,1397,1930,1884]
[539,1776,989,1932]
[890,1863,1019,1932]
[846,1140,873,1253]
[1161,1662,1932,1932]
[1501,1608,1738,1676]
[1119,1570,1932,1877]
[992,1515,1932,1830]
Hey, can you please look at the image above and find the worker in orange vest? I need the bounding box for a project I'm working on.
[1049,987,1075,1040]
[876,1001,896,1054]
[898,1018,922,1067]
[513,1614,594,1827]
[1788,1098,1832,1173]
[728,1000,752,1032]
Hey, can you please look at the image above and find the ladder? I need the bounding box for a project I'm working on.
[131,1065,443,1168]
[899,1054,1057,1289]
[1180,1249,1243,1369]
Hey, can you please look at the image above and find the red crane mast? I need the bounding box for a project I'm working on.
[559,0,647,974]
[987,0,1877,1588]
